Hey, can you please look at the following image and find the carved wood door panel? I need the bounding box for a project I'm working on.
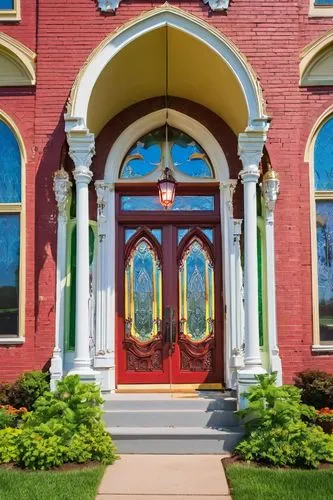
[117,224,223,385]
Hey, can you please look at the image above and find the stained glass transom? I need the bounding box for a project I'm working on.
[314,118,333,191]
[0,121,21,203]
[125,228,162,244]
[125,238,162,343]
[179,238,214,343]
[178,228,213,245]
[121,195,214,212]
[120,126,214,179]
[0,214,20,335]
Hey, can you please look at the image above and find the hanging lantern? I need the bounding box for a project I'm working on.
[158,166,176,209]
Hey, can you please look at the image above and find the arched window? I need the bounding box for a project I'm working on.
[0,117,23,339]
[313,116,333,346]
[120,126,214,180]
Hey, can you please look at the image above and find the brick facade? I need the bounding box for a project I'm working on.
[0,0,332,382]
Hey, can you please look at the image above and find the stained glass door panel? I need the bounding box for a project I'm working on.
[117,224,223,385]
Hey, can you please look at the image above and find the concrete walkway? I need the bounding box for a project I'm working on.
[96,455,231,499]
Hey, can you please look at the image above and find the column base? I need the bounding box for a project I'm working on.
[237,365,266,409]
[68,362,98,384]
[50,351,63,391]
[94,355,115,392]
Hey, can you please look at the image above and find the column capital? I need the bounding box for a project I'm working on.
[67,129,95,184]
[220,179,238,216]
[238,130,267,181]
[53,168,72,217]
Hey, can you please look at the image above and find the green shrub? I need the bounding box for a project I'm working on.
[15,375,116,470]
[236,421,333,469]
[235,373,333,468]
[0,407,17,429]
[7,371,49,411]
[295,370,333,410]
[0,428,21,463]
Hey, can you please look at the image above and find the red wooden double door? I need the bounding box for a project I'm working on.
[116,194,223,386]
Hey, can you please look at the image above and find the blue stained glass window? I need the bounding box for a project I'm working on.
[121,195,214,212]
[0,121,21,203]
[0,214,20,335]
[316,201,333,343]
[0,0,14,9]
[178,228,213,245]
[125,228,162,243]
[315,0,333,4]
[120,127,214,179]
[314,118,333,191]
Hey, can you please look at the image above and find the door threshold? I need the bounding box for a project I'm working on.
[116,383,224,394]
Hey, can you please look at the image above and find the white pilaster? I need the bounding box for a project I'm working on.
[261,170,282,385]
[50,169,72,390]
[238,130,268,405]
[232,219,245,374]
[67,130,97,382]
[220,180,237,389]
[94,181,116,392]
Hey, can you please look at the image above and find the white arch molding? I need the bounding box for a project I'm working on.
[66,5,267,134]
[104,109,230,183]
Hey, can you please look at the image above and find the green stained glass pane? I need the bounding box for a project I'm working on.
[0,214,20,336]
[68,224,95,350]
[125,239,162,343]
[257,228,263,347]
[316,201,333,343]
[179,239,214,343]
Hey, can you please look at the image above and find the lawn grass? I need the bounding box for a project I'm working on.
[226,464,333,500]
[0,464,105,500]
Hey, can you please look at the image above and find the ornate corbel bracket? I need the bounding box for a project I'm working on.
[97,0,121,12]
[260,168,280,216]
[53,169,72,219]
[202,0,230,11]
[220,179,238,216]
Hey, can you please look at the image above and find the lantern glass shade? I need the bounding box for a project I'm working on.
[158,174,176,209]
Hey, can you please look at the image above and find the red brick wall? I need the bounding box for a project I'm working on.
[0,0,332,382]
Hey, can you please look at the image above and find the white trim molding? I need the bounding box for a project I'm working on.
[97,0,230,12]
[309,0,333,17]
[50,169,72,390]
[68,5,267,131]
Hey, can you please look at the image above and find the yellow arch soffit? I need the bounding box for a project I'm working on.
[0,109,27,162]
[68,4,265,118]
[304,104,333,162]
[300,27,333,87]
[0,32,36,87]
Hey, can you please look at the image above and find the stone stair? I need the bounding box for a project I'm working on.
[103,392,243,454]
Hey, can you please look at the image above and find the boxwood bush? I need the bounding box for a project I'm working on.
[235,373,333,468]
[0,375,117,470]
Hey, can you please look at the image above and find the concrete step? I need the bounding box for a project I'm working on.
[104,408,239,428]
[103,392,237,412]
[107,426,243,454]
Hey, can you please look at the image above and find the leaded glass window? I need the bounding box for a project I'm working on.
[120,126,214,180]
[314,116,333,344]
[0,0,14,9]
[125,237,162,344]
[179,237,215,343]
[0,119,22,337]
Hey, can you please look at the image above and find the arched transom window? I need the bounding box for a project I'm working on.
[120,126,214,180]
[313,116,333,346]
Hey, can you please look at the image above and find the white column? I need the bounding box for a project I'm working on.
[94,181,116,392]
[50,169,72,390]
[220,180,237,389]
[232,219,244,373]
[237,132,267,404]
[67,131,96,382]
[261,170,282,385]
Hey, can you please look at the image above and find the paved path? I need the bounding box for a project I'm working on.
[96,455,231,499]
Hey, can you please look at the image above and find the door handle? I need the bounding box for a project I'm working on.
[164,306,176,352]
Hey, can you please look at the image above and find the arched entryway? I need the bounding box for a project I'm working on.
[52,5,282,398]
